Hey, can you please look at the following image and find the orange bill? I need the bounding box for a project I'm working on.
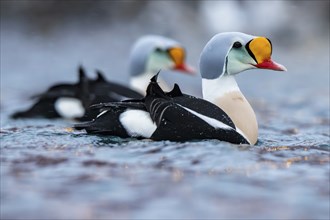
[168,47,195,74]
[248,37,287,71]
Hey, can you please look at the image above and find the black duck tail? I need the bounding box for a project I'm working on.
[11,111,28,119]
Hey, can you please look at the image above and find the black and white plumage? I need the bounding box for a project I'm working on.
[145,74,248,143]
[75,32,287,145]
[75,73,249,144]
[11,67,143,121]
[11,35,193,121]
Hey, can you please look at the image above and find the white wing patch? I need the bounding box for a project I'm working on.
[179,105,232,130]
[54,97,85,119]
[179,104,251,144]
[119,110,157,138]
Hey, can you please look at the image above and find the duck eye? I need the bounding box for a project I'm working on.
[155,47,162,52]
[233,41,242,49]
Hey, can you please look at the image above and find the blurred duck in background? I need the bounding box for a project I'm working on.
[11,35,194,121]
[129,35,194,94]
[75,32,286,145]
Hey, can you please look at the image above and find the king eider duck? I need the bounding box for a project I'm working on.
[129,35,194,95]
[11,35,194,121]
[11,67,143,120]
[75,32,286,145]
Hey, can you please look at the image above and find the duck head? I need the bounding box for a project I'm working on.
[199,32,286,79]
[129,35,195,77]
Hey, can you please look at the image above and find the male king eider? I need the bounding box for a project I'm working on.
[11,67,143,120]
[75,32,286,145]
[11,35,193,121]
[129,35,194,95]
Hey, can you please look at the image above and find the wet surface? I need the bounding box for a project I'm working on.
[1,101,329,219]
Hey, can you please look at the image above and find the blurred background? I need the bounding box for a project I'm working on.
[1,1,329,219]
[1,0,329,110]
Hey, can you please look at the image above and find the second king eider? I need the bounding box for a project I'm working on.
[75,32,286,145]
[11,35,194,121]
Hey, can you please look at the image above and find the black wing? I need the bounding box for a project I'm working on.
[148,98,248,144]
[172,95,236,129]
[144,74,248,144]
[145,73,235,128]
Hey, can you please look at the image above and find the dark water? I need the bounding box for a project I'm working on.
[1,65,329,219]
[0,110,329,219]
[1,8,330,219]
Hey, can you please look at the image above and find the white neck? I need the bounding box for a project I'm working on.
[202,75,240,103]
[130,72,170,96]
